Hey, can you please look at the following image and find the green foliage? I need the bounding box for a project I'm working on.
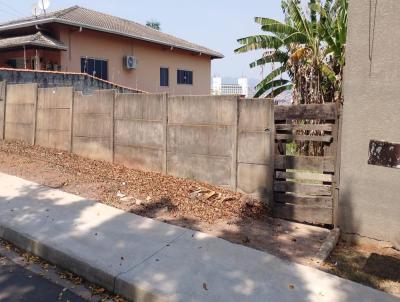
[146,20,161,31]
[235,0,348,103]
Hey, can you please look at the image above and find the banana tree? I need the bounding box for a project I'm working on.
[235,0,347,103]
[313,0,348,102]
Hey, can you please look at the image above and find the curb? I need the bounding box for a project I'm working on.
[315,228,340,263]
[0,222,178,302]
[0,225,118,295]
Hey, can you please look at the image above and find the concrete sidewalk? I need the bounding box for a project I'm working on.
[0,173,397,302]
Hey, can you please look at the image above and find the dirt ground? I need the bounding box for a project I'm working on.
[322,242,400,297]
[0,140,329,266]
[0,140,399,297]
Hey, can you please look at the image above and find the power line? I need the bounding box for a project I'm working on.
[0,9,21,19]
[0,1,26,18]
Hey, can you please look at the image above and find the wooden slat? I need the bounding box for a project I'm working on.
[275,103,337,120]
[275,155,335,172]
[273,203,333,225]
[274,181,332,196]
[275,124,334,132]
[274,193,332,207]
[276,133,333,143]
[276,171,333,182]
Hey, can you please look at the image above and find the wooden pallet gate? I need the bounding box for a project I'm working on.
[273,103,341,225]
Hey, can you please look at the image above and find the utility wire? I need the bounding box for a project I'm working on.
[0,1,26,18]
[0,9,21,19]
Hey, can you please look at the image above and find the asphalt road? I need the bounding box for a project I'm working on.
[0,257,87,302]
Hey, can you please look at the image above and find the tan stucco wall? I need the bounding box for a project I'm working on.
[339,0,400,248]
[57,25,212,94]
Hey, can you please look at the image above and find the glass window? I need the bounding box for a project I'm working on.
[160,67,169,87]
[177,69,193,85]
[81,57,108,81]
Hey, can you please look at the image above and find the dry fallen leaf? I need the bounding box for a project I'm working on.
[91,286,106,295]
[0,140,270,234]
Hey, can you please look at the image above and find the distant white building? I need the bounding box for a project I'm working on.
[211,77,251,97]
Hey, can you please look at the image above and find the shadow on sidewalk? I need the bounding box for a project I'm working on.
[0,181,372,302]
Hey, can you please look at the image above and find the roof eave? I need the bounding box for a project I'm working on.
[0,18,224,59]
[0,18,55,31]
[0,43,68,51]
[211,54,224,60]
[29,42,68,50]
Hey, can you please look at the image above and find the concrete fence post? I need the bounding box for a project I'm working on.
[32,83,38,146]
[162,93,168,174]
[0,81,6,141]
[112,90,116,163]
[230,96,239,191]
[69,88,75,153]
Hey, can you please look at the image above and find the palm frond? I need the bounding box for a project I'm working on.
[235,35,283,53]
[255,17,297,35]
[255,66,288,90]
[254,79,289,98]
[283,32,309,44]
[265,84,293,98]
[287,0,311,37]
[249,51,289,68]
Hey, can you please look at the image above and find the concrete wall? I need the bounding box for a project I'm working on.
[0,81,5,140]
[167,95,236,187]
[72,90,114,162]
[36,87,73,151]
[1,83,274,203]
[58,25,213,95]
[340,0,400,248]
[237,99,274,200]
[114,93,165,172]
[4,83,37,144]
[0,69,140,94]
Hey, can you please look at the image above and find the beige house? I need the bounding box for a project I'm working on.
[0,6,223,94]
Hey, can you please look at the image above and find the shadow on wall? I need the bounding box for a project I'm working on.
[0,181,384,302]
[338,189,357,244]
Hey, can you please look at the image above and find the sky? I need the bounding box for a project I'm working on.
[0,0,284,83]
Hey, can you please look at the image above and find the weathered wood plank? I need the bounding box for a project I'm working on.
[274,181,332,196]
[275,155,335,172]
[276,171,333,182]
[275,103,337,120]
[274,193,333,207]
[273,203,333,225]
[275,124,334,132]
[276,133,333,143]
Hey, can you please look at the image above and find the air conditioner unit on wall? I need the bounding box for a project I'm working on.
[124,56,137,69]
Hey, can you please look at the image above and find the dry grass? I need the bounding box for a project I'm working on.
[323,242,400,297]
